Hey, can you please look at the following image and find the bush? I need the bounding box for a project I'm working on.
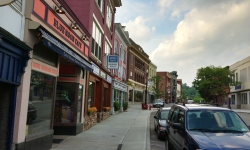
[114,101,120,111]
[123,102,128,111]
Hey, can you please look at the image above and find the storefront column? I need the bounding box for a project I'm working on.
[111,88,115,115]
[132,88,135,104]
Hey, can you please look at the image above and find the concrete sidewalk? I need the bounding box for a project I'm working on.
[50,104,153,150]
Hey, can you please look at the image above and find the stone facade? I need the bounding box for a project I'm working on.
[83,113,97,131]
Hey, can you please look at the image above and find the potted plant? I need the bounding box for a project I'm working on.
[123,102,128,111]
[113,101,120,111]
[88,107,97,115]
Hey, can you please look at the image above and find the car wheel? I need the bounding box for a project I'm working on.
[165,136,173,150]
[154,124,157,131]
[157,129,161,139]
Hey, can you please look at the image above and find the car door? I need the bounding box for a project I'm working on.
[167,107,180,149]
[175,109,186,150]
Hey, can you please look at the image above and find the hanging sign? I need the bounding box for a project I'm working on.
[107,55,119,69]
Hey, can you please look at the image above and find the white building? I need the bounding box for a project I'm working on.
[230,56,250,110]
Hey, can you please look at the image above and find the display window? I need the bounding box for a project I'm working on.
[88,82,95,108]
[27,71,55,135]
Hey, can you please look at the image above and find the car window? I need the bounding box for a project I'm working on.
[177,109,185,126]
[160,110,169,120]
[168,107,175,121]
[171,108,180,123]
[187,110,249,132]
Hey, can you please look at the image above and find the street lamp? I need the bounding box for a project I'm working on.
[145,69,148,105]
[228,74,231,109]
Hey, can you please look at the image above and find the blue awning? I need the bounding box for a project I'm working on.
[39,28,93,72]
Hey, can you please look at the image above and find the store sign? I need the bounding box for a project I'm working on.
[92,62,99,75]
[100,71,106,79]
[107,55,119,69]
[113,81,127,92]
[235,85,241,90]
[47,10,85,53]
[107,75,112,83]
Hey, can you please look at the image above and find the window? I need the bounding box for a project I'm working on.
[104,41,111,68]
[240,68,247,82]
[106,4,113,30]
[124,51,126,64]
[236,73,238,82]
[231,94,235,105]
[27,71,55,135]
[114,40,119,54]
[241,93,247,104]
[95,0,103,13]
[88,82,95,108]
[92,22,102,60]
[54,83,78,124]
[12,0,22,12]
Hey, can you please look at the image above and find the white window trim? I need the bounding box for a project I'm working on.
[93,14,104,34]
[105,36,112,49]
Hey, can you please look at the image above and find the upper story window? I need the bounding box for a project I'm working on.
[119,45,123,61]
[123,51,126,64]
[12,0,22,12]
[106,3,113,31]
[104,41,111,68]
[240,68,247,82]
[95,0,104,13]
[92,22,103,60]
[114,39,119,54]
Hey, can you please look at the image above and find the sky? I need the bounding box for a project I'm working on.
[115,0,250,87]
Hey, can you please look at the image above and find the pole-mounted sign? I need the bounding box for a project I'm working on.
[107,55,119,69]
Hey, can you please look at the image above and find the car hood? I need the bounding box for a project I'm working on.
[189,131,250,149]
[153,102,163,104]
[159,120,166,127]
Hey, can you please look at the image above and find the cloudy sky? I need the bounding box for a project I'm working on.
[115,0,250,86]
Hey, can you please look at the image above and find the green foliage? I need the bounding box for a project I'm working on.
[192,65,240,102]
[114,101,121,111]
[150,75,164,99]
[123,101,128,111]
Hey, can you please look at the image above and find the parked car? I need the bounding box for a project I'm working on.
[27,102,37,125]
[153,99,165,108]
[154,107,171,139]
[165,103,250,150]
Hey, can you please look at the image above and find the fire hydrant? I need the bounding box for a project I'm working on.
[149,105,152,110]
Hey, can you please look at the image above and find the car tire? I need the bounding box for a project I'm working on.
[165,136,173,150]
[154,124,157,131]
[27,116,33,125]
[157,129,161,139]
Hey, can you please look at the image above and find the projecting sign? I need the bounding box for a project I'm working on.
[107,55,119,69]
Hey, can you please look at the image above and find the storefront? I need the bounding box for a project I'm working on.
[127,79,145,103]
[111,79,128,114]
[0,27,31,150]
[13,0,92,149]
[87,63,112,123]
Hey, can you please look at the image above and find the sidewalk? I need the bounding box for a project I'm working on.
[50,104,153,150]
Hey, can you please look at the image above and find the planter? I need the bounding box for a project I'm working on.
[83,113,97,131]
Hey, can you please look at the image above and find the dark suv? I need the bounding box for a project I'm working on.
[165,104,250,150]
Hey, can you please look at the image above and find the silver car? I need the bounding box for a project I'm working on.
[153,99,165,108]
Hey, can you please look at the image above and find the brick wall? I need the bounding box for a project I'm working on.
[0,82,11,150]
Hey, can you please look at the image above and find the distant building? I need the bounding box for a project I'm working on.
[229,56,250,110]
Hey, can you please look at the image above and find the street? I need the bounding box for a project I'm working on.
[149,103,250,150]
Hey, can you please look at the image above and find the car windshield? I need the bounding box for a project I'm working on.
[187,110,249,132]
[154,99,163,103]
[160,110,169,120]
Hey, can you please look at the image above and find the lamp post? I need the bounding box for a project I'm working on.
[145,69,148,105]
[228,74,231,109]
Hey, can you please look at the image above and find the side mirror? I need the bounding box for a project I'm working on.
[173,123,182,130]
[154,116,158,119]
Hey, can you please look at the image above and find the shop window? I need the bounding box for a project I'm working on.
[33,42,58,67]
[231,95,236,105]
[88,82,95,108]
[241,93,247,104]
[27,71,55,135]
[134,91,143,102]
[77,85,83,122]
[54,83,77,123]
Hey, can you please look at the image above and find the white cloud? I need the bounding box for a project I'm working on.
[124,16,156,43]
[150,0,250,86]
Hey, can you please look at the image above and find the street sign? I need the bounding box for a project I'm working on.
[107,55,119,69]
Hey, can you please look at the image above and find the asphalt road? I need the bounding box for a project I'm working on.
[150,104,250,150]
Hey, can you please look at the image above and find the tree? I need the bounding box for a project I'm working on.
[192,65,240,103]
[150,75,164,99]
